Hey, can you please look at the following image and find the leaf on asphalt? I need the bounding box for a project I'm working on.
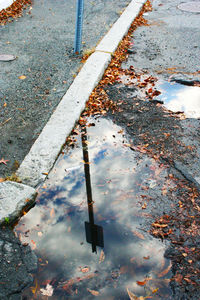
[143,256,150,260]
[152,223,168,228]
[142,202,147,209]
[80,267,90,273]
[0,158,9,165]
[18,75,26,80]
[158,262,172,278]
[87,288,100,296]
[99,250,105,263]
[40,283,54,296]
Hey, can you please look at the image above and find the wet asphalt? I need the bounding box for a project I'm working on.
[106,0,200,298]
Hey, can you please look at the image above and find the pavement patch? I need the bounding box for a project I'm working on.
[0,181,36,225]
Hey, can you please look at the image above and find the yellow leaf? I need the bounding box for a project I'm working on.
[99,250,105,263]
[18,75,26,80]
[30,279,38,294]
[87,288,100,296]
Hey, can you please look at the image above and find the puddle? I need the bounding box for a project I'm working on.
[15,118,173,299]
[157,80,200,118]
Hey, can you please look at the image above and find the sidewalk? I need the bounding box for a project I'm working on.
[0,0,131,179]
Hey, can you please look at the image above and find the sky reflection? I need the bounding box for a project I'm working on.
[15,118,173,299]
[159,81,200,118]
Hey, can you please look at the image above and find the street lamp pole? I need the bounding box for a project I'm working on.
[74,0,84,54]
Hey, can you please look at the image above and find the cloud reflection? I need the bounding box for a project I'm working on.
[16,118,172,299]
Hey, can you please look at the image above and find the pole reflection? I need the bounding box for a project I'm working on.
[81,125,104,253]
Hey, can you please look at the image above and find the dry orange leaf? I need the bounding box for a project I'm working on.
[142,202,147,209]
[18,75,26,80]
[99,250,105,263]
[127,288,138,300]
[136,279,148,286]
[31,240,36,250]
[80,267,90,273]
[50,208,55,218]
[152,223,168,228]
[87,288,100,296]
[132,230,145,240]
[158,262,172,278]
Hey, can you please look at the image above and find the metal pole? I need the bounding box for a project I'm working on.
[74,0,84,54]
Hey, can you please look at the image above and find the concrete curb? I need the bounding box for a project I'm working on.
[16,0,147,188]
[0,181,36,225]
[0,0,14,11]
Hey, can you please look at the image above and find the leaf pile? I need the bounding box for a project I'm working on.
[0,0,32,26]
[151,179,200,292]
[83,0,153,118]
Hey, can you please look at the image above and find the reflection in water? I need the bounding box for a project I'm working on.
[15,118,173,299]
[82,126,104,253]
[158,81,200,118]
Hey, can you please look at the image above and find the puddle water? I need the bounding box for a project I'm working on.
[157,80,200,118]
[15,118,173,299]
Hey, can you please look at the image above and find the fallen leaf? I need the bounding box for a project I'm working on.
[99,250,105,263]
[18,75,26,80]
[152,223,168,228]
[142,203,147,209]
[87,288,100,296]
[143,256,150,260]
[50,208,55,218]
[31,279,38,294]
[40,283,54,296]
[132,230,145,240]
[38,232,43,237]
[158,262,172,278]
[127,288,138,300]
[31,240,36,250]
[80,267,90,273]
[136,279,148,286]
[0,158,9,165]
[152,288,159,293]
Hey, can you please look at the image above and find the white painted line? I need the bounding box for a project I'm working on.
[17,0,146,188]
[0,0,14,11]
[96,0,146,53]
